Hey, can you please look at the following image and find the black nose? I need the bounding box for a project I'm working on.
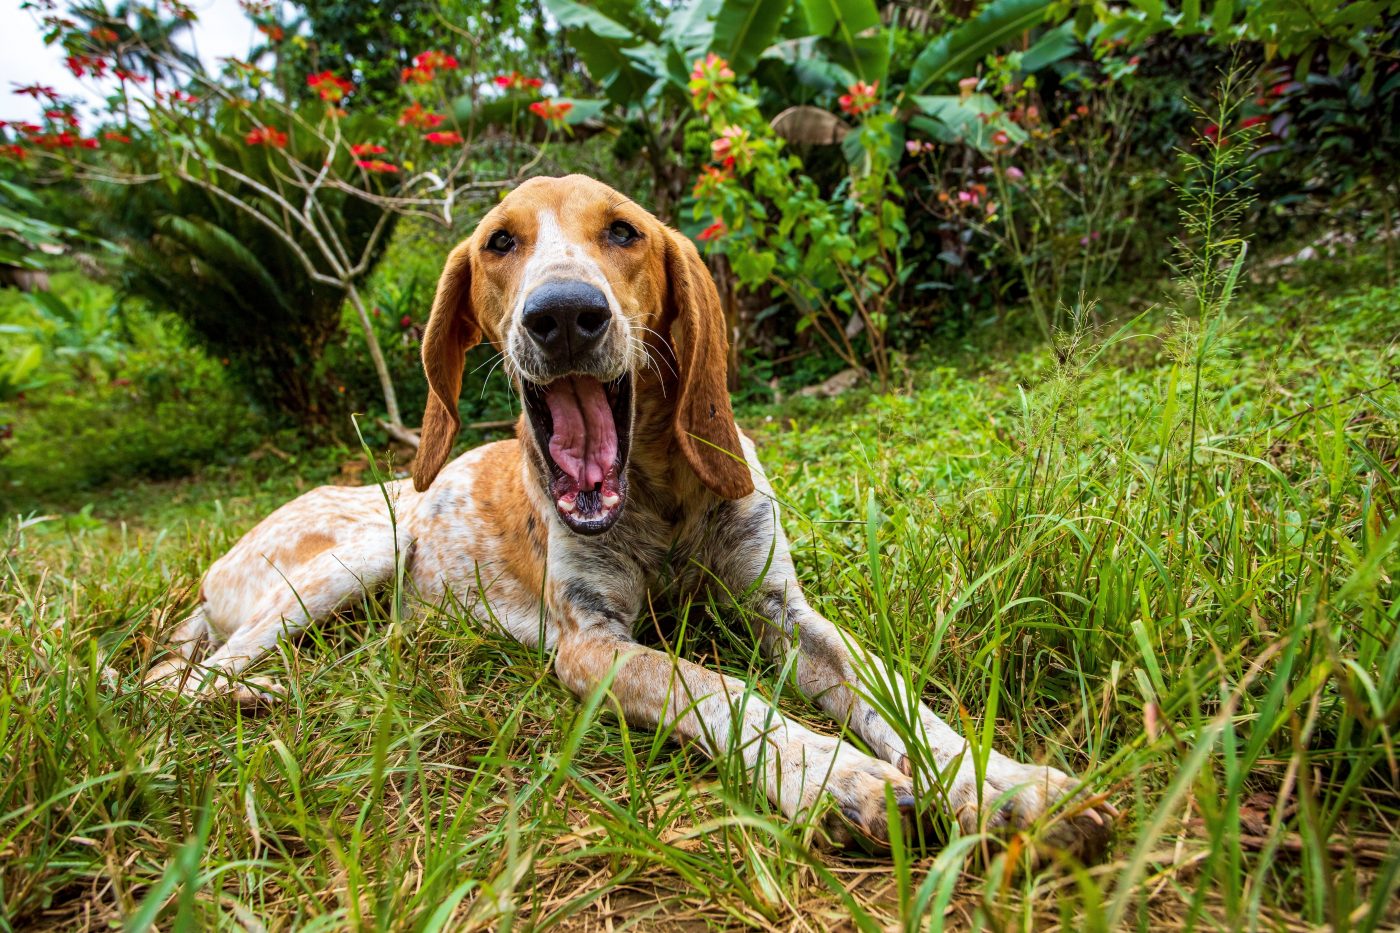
[521,281,612,361]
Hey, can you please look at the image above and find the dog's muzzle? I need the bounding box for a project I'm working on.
[516,281,634,536]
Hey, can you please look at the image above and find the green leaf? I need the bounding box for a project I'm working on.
[555,97,610,124]
[664,0,722,55]
[911,92,1026,151]
[573,30,654,104]
[800,0,879,35]
[817,29,890,81]
[712,0,791,75]
[907,0,1055,95]
[1020,21,1078,71]
[542,0,634,39]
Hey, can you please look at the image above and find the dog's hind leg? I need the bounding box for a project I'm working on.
[148,483,412,704]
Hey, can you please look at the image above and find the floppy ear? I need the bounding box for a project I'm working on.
[413,239,482,491]
[663,228,754,500]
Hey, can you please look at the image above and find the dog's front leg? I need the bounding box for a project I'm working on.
[706,454,1114,860]
[550,600,916,847]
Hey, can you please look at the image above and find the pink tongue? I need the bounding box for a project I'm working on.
[545,376,617,490]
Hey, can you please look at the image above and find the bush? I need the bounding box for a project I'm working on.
[0,328,266,505]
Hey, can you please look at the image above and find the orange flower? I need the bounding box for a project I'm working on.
[256,22,283,42]
[356,159,399,173]
[307,71,353,102]
[692,164,731,198]
[423,131,464,145]
[245,125,288,147]
[103,131,131,143]
[350,143,386,156]
[90,26,119,43]
[528,99,572,124]
[398,102,445,129]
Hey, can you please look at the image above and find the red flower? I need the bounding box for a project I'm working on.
[307,71,353,102]
[413,51,459,72]
[838,80,879,116]
[401,66,433,85]
[495,71,544,91]
[45,109,80,127]
[257,23,284,42]
[697,220,727,241]
[90,26,119,43]
[423,131,464,145]
[113,69,147,83]
[2,144,27,160]
[103,131,131,143]
[65,54,109,79]
[245,125,288,147]
[79,137,99,149]
[1239,115,1266,130]
[356,158,399,173]
[991,129,1010,146]
[350,142,386,156]
[398,102,445,129]
[12,83,59,99]
[400,315,412,328]
[528,99,572,123]
[1204,123,1219,139]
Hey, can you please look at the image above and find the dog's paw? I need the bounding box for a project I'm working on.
[804,744,917,852]
[944,756,1116,863]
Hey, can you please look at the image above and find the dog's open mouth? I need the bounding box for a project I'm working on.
[523,373,633,535]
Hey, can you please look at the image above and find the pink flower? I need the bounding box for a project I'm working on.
[1005,166,1024,180]
[958,76,979,99]
[992,129,1009,146]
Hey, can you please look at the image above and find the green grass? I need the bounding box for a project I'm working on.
[2,258,1398,930]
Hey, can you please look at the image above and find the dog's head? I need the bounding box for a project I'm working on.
[412,174,753,534]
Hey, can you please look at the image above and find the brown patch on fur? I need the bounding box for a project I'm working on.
[473,441,546,596]
[291,531,336,563]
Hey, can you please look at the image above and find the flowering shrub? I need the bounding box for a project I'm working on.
[687,58,906,386]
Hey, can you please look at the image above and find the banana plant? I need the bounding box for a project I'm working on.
[536,0,793,217]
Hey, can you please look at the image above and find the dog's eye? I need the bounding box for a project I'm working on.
[486,230,515,254]
[607,220,639,246]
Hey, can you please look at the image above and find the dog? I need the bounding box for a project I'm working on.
[148,174,1115,856]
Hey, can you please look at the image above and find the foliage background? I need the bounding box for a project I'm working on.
[0,0,1398,929]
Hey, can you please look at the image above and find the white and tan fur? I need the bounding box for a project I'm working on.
[147,175,1114,855]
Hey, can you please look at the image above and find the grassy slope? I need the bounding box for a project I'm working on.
[2,260,1398,930]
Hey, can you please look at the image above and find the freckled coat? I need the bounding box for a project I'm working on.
[150,174,1115,859]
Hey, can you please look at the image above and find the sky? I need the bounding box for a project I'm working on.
[1,0,257,122]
